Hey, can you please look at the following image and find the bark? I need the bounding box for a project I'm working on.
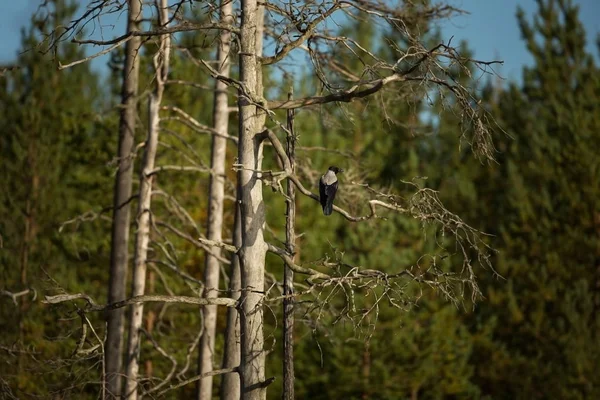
[144,270,156,378]
[44,293,237,310]
[238,1,267,398]
[123,1,170,398]
[282,91,296,400]
[198,1,234,399]
[220,201,242,400]
[106,0,142,397]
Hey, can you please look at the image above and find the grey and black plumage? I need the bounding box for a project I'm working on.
[319,166,343,216]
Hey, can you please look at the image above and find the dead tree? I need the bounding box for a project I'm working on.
[221,202,242,400]
[211,2,499,398]
[44,1,503,399]
[198,1,234,399]
[123,1,171,398]
[237,1,268,398]
[283,90,296,400]
[106,0,142,397]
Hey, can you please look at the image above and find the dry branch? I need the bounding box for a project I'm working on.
[0,288,37,305]
[157,367,239,397]
[43,293,237,311]
[72,22,238,46]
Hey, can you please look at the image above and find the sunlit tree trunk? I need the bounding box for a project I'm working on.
[238,1,267,398]
[198,1,234,398]
[122,2,170,398]
[221,202,242,400]
[106,0,142,397]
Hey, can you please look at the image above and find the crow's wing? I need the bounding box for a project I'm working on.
[325,180,338,205]
[319,179,327,209]
[322,181,338,215]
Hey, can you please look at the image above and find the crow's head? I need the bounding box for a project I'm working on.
[328,166,344,174]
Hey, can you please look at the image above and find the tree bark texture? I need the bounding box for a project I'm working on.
[283,91,296,400]
[123,2,170,398]
[144,270,156,378]
[198,1,234,399]
[220,200,242,400]
[238,1,267,399]
[106,1,142,397]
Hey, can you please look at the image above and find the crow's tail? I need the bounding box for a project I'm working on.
[323,202,333,216]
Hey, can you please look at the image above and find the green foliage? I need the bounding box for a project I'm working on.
[0,1,116,396]
[2,0,598,398]
[424,1,600,398]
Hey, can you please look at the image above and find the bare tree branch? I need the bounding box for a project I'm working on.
[72,22,238,46]
[157,367,239,397]
[268,73,405,109]
[162,105,238,143]
[0,288,37,306]
[43,293,237,311]
[261,2,342,66]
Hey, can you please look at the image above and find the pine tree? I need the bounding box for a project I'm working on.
[425,1,600,398]
[0,0,115,396]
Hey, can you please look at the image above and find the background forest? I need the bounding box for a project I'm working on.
[1,0,599,399]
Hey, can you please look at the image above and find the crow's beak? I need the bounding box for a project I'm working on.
[339,168,344,173]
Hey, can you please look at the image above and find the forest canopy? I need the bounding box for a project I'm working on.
[1,0,598,399]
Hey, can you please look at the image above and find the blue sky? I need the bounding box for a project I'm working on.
[438,0,599,81]
[1,0,598,81]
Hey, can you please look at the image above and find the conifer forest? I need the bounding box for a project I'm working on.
[1,0,599,399]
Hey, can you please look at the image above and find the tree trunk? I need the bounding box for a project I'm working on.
[123,2,170,398]
[282,91,296,400]
[238,1,267,398]
[144,270,156,378]
[106,0,142,397]
[220,201,242,400]
[198,1,234,398]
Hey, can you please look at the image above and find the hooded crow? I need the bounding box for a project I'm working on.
[319,166,343,216]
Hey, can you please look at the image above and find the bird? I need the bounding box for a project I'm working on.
[319,166,343,216]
